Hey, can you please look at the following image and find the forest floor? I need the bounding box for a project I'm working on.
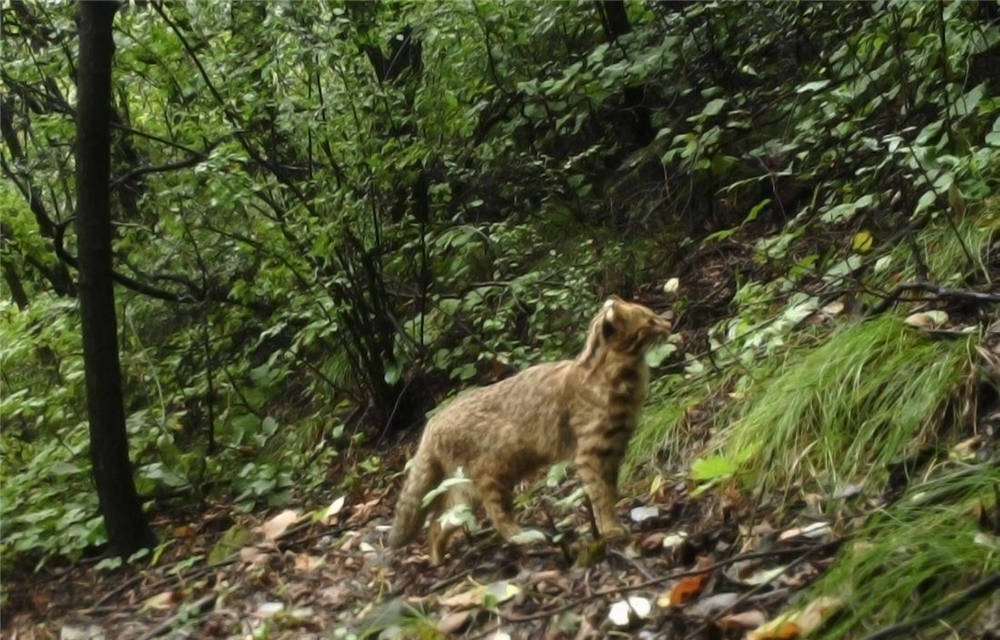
[4,437,849,640]
[4,246,854,640]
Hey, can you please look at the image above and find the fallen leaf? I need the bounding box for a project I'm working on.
[483,581,521,606]
[748,596,841,639]
[531,570,570,594]
[608,596,652,626]
[821,300,845,317]
[747,620,801,640]
[949,182,966,217]
[663,570,710,606]
[649,474,665,495]
[437,610,471,634]
[59,625,105,640]
[144,590,179,610]
[238,546,269,566]
[742,565,788,586]
[833,483,863,500]
[852,230,873,253]
[874,255,893,273]
[780,563,820,588]
[687,592,739,618]
[210,524,254,564]
[258,509,301,541]
[641,532,666,551]
[319,584,352,606]
[439,581,520,610]
[293,553,324,572]
[256,602,285,617]
[347,498,381,526]
[662,531,689,550]
[973,532,1000,549]
[779,521,830,541]
[510,529,547,545]
[904,310,949,330]
[321,495,346,523]
[717,609,767,631]
[290,607,314,620]
[952,436,982,459]
[793,596,842,634]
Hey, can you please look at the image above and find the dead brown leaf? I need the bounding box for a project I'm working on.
[437,610,472,634]
[439,581,520,610]
[144,590,180,610]
[640,532,666,551]
[293,553,324,573]
[239,546,269,565]
[258,509,301,542]
[904,310,949,331]
[748,596,841,639]
[347,498,381,526]
[717,609,766,632]
[665,571,710,606]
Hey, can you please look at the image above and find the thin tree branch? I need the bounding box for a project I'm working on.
[870,281,1000,315]
[54,216,193,302]
[110,137,223,189]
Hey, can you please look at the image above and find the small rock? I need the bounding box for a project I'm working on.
[630,506,660,523]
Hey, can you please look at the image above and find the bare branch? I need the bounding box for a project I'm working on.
[110,137,223,189]
[870,281,1000,315]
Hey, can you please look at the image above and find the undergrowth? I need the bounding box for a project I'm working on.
[810,462,1000,638]
[724,316,974,496]
[623,376,724,481]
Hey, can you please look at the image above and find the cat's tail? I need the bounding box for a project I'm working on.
[387,446,442,549]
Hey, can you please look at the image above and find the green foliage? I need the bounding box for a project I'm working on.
[808,462,1000,638]
[0,297,104,567]
[725,316,973,494]
[3,0,1000,576]
[623,381,715,481]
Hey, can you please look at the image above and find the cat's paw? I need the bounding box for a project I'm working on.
[601,525,628,542]
[509,528,548,545]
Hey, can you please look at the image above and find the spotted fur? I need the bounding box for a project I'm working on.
[388,296,672,563]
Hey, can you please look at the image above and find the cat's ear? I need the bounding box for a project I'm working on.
[601,304,616,337]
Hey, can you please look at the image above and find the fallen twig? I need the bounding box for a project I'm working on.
[870,281,1000,314]
[609,548,657,581]
[427,566,478,594]
[682,544,828,640]
[136,593,217,640]
[499,540,842,624]
[90,572,147,610]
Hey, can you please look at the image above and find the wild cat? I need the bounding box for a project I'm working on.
[388,296,673,563]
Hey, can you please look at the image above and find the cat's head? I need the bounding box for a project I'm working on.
[599,296,673,354]
[580,296,673,363]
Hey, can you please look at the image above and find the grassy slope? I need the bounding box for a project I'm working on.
[627,214,1000,638]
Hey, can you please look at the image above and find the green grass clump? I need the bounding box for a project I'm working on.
[910,217,997,286]
[624,379,719,480]
[808,462,1000,639]
[725,315,973,494]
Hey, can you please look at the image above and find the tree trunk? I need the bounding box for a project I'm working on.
[75,0,155,557]
[598,1,655,146]
[2,257,30,310]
